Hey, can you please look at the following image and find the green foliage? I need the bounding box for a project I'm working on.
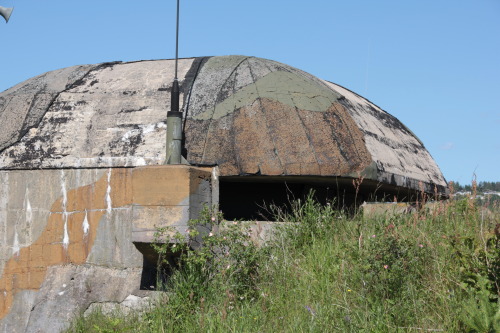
[66,191,500,333]
[452,181,500,193]
[67,307,137,333]
[447,211,500,332]
[450,220,500,298]
[140,206,268,331]
[462,275,500,333]
[361,230,430,300]
[155,206,266,299]
[272,191,342,249]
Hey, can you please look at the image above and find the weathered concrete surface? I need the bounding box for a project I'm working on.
[130,166,212,243]
[0,165,212,332]
[0,59,195,169]
[324,82,446,194]
[0,65,93,153]
[361,202,414,219]
[83,292,162,318]
[0,56,447,195]
[184,57,371,177]
[214,221,287,246]
[12,265,143,333]
[360,201,470,220]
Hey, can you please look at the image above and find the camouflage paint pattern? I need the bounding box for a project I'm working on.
[0,166,211,331]
[184,56,372,177]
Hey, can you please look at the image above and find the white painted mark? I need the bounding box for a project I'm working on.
[63,215,69,248]
[58,291,65,296]
[12,230,20,256]
[26,195,32,224]
[106,168,112,216]
[60,170,67,211]
[25,189,34,249]
[82,210,90,235]
[61,170,69,248]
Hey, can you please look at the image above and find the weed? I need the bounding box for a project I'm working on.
[361,231,430,301]
[66,188,500,333]
[462,275,500,333]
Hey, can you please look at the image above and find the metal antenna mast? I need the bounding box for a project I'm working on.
[165,0,183,165]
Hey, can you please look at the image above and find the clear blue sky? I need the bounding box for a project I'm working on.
[1,0,499,184]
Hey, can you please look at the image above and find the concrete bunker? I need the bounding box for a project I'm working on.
[0,55,447,332]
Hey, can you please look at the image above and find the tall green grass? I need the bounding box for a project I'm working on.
[67,194,500,333]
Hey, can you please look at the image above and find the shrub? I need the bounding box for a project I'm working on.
[361,231,430,301]
[153,206,267,304]
[462,275,500,333]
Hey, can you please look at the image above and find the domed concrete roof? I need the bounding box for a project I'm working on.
[0,55,447,194]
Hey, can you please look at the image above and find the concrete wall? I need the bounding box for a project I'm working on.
[0,165,212,332]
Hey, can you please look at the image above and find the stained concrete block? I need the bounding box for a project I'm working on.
[20,265,143,333]
[361,202,413,219]
[129,165,213,243]
[0,165,215,332]
[86,208,143,269]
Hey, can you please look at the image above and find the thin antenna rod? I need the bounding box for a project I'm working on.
[175,0,179,79]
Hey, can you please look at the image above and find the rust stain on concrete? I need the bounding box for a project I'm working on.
[0,166,209,319]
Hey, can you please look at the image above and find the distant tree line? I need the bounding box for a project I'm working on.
[450,181,500,193]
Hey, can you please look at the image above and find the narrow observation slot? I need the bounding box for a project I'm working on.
[219,177,422,221]
[219,180,347,221]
